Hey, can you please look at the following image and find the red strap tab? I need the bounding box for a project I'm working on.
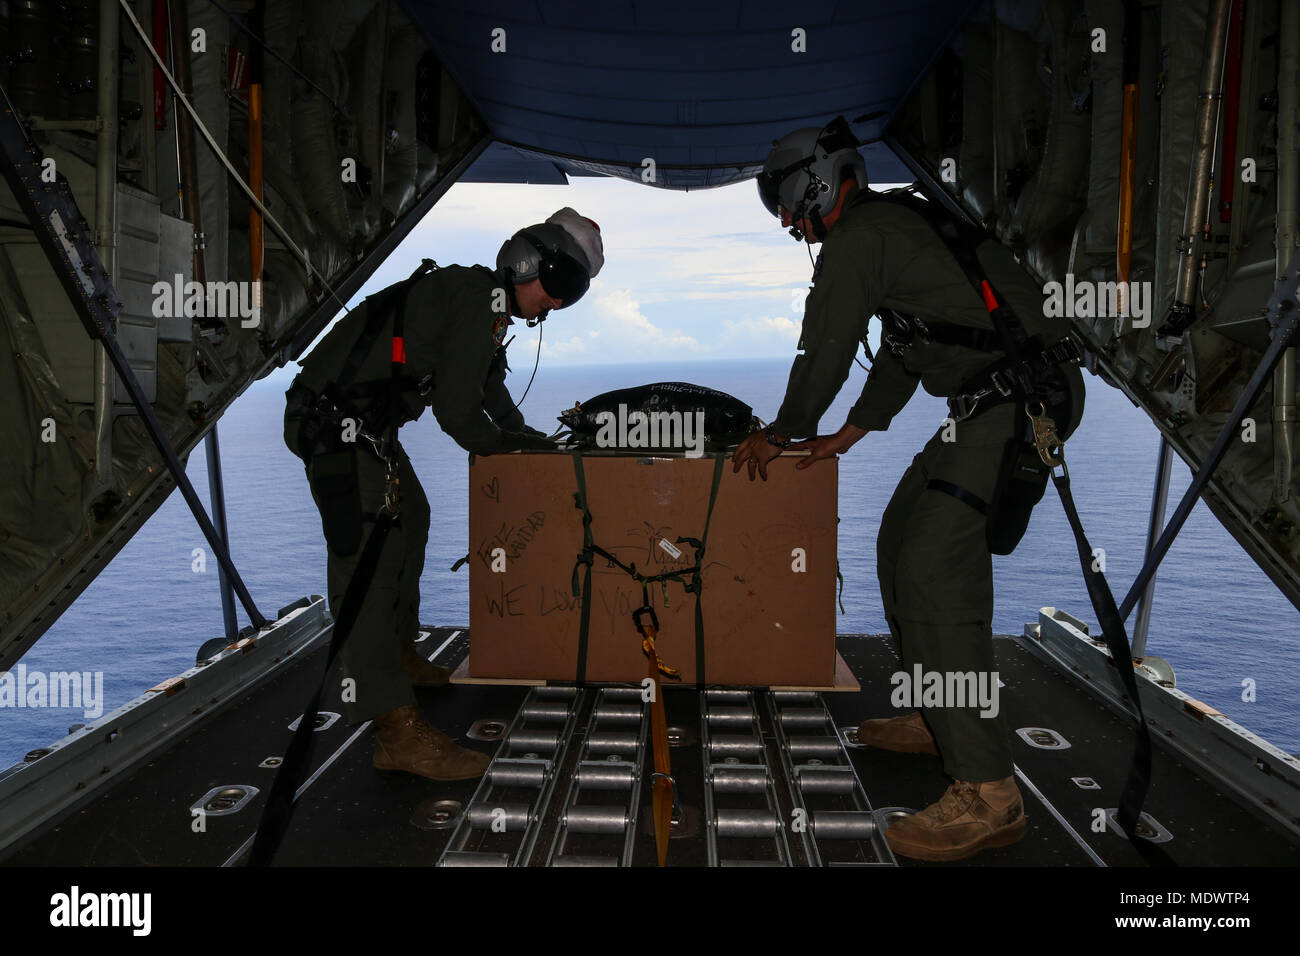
[979,280,999,313]
[391,337,406,364]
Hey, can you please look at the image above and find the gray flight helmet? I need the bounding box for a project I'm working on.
[496,221,595,312]
[757,116,868,240]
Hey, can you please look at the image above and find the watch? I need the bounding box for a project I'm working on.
[763,425,790,449]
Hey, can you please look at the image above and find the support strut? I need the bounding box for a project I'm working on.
[1120,251,1300,618]
[0,83,270,631]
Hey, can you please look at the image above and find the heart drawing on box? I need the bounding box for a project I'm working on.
[481,477,500,502]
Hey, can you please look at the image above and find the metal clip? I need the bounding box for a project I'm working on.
[380,457,402,516]
[1026,402,1065,467]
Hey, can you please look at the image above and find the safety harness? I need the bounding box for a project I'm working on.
[291,259,439,468]
[871,191,1174,865]
[865,191,1082,426]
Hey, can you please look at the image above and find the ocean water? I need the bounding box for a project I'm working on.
[3,357,1298,765]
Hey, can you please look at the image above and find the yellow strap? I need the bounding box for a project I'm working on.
[637,625,682,681]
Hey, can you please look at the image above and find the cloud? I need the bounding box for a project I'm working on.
[585,282,701,355]
[348,175,910,364]
[717,315,801,349]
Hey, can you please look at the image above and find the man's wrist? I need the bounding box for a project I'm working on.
[763,425,790,449]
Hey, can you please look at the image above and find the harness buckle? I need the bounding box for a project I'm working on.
[948,393,981,423]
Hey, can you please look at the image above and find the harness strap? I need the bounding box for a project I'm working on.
[926,478,988,515]
[1050,463,1175,867]
[249,510,398,866]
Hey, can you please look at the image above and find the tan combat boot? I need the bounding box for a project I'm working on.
[402,639,452,687]
[372,705,490,781]
[885,776,1027,862]
[855,711,939,755]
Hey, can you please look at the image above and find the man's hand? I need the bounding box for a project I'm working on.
[731,428,786,482]
[788,423,868,470]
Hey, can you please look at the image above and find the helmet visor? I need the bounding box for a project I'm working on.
[757,168,784,217]
[756,157,813,219]
[523,232,590,307]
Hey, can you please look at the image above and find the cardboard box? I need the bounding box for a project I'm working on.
[467,451,837,685]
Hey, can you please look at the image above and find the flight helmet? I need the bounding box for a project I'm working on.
[757,116,867,241]
[496,208,603,321]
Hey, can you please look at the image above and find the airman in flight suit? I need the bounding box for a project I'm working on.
[285,208,603,782]
[733,119,1082,861]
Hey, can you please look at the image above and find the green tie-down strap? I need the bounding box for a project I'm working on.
[571,453,596,683]
[568,452,725,686]
[835,560,846,615]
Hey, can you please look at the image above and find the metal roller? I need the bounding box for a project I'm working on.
[709,767,769,793]
[778,707,830,729]
[535,686,579,699]
[467,801,532,831]
[715,808,780,838]
[585,731,640,755]
[592,702,643,724]
[488,761,548,789]
[796,768,858,795]
[505,729,559,753]
[704,706,754,727]
[575,762,637,790]
[552,855,619,867]
[519,701,573,722]
[704,689,751,703]
[600,687,644,701]
[564,804,630,834]
[721,859,784,867]
[707,734,763,757]
[811,811,877,840]
[787,736,845,759]
[438,851,511,867]
[771,691,820,705]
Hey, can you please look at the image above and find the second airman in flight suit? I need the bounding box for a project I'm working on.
[733,119,1083,861]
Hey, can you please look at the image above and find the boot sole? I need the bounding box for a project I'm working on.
[373,758,487,782]
[886,815,1028,862]
[858,739,940,756]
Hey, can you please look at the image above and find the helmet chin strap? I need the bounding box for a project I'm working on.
[809,207,828,241]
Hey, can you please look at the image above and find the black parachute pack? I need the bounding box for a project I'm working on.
[558,382,758,450]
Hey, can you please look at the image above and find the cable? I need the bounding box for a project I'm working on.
[514,319,543,410]
[118,0,355,321]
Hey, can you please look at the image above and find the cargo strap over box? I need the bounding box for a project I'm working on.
[569,452,725,687]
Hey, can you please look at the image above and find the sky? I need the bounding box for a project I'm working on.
[297,174,904,368]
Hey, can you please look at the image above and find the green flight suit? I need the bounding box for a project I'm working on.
[771,193,1084,783]
[283,264,547,723]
